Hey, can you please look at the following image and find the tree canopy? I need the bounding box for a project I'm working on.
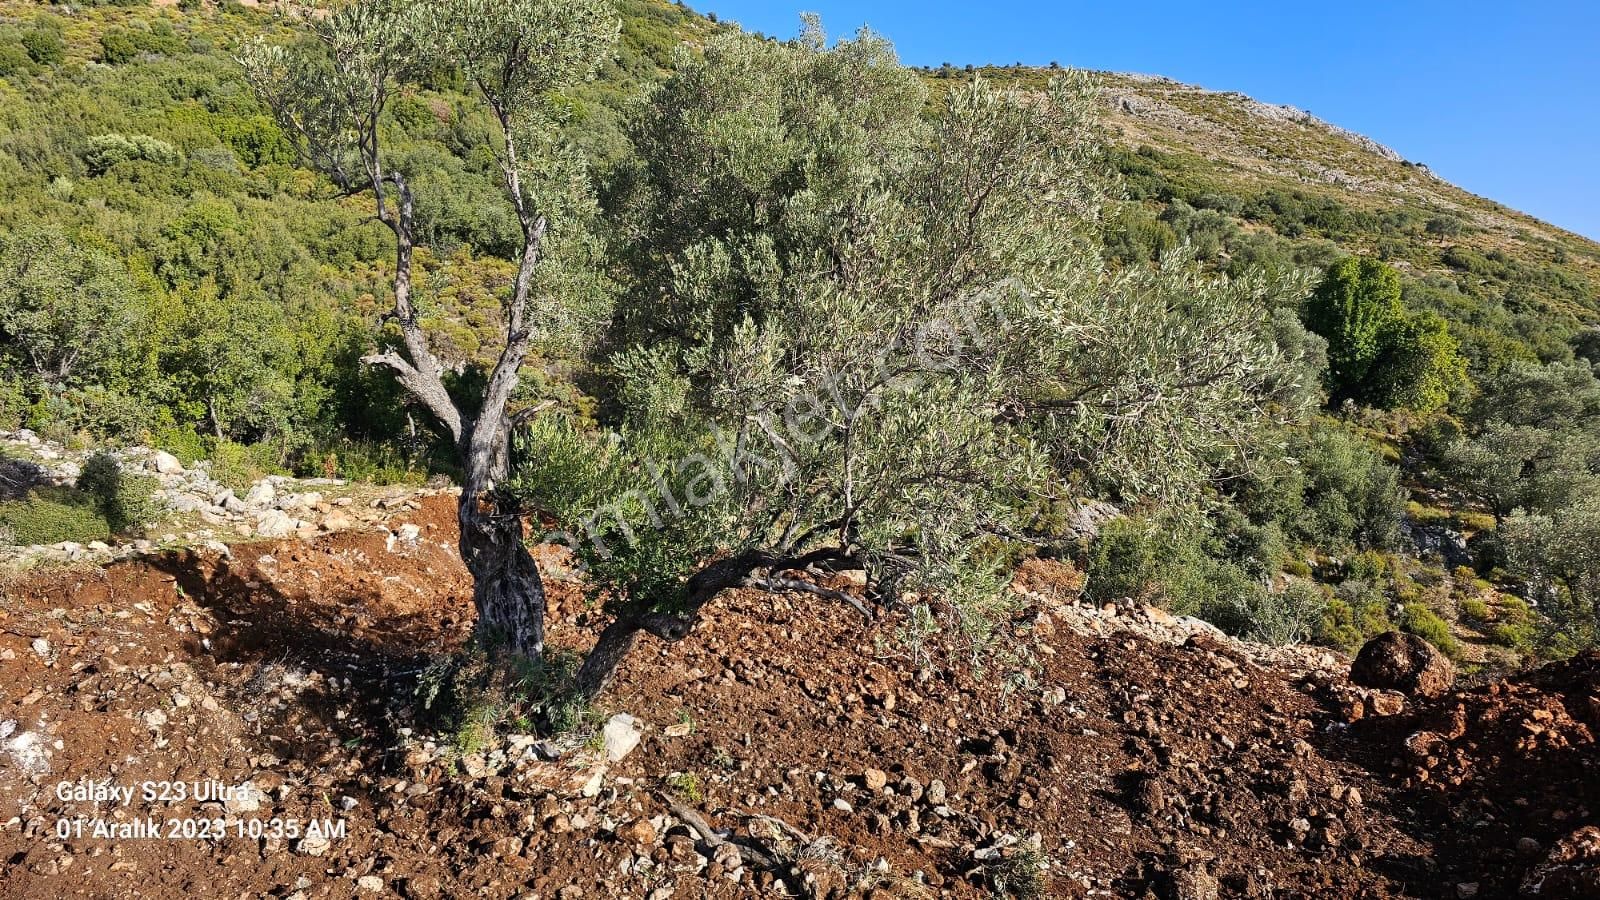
[510,27,1317,697]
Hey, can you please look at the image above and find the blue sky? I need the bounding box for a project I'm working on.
[697,1,1600,242]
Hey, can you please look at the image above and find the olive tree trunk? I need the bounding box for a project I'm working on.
[358,164,553,662]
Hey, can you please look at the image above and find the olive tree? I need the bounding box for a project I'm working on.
[512,27,1315,699]
[1443,360,1600,523]
[240,0,618,658]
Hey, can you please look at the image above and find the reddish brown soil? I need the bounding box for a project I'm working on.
[0,496,1593,898]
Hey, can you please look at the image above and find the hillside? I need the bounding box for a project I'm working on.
[3,3,1600,899]
[920,65,1600,371]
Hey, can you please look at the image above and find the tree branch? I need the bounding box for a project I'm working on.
[743,575,872,619]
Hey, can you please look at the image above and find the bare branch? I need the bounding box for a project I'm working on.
[744,575,873,619]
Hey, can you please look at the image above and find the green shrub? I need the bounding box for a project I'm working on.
[1489,621,1536,653]
[1237,582,1328,646]
[1406,501,1451,526]
[83,134,181,175]
[312,439,425,485]
[207,440,264,494]
[1085,516,1283,639]
[77,452,161,535]
[21,27,65,66]
[1317,594,1394,653]
[99,29,139,65]
[0,489,111,545]
[151,426,210,468]
[417,639,594,748]
[1347,550,1391,582]
[1400,602,1460,659]
[1458,597,1491,623]
[1498,596,1534,624]
[0,41,32,78]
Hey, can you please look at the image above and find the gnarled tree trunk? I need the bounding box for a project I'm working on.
[458,490,546,658]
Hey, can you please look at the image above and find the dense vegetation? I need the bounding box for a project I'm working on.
[2,0,1598,683]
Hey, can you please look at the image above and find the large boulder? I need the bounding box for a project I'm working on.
[1350,631,1456,699]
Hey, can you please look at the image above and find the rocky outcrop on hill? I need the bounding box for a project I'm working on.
[0,429,447,567]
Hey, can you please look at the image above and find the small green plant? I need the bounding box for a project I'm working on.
[665,771,702,802]
[1401,602,1461,659]
[416,639,596,748]
[1458,598,1491,623]
[1406,501,1451,526]
[986,840,1049,899]
[1489,621,1536,654]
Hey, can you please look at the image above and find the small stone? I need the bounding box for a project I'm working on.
[601,713,642,762]
[357,875,384,893]
[832,798,853,813]
[1517,836,1542,856]
[30,638,50,659]
[620,818,657,845]
[296,833,330,857]
[926,779,947,805]
[1455,883,1479,899]
[404,875,442,899]
[862,768,888,791]
[1365,691,1407,717]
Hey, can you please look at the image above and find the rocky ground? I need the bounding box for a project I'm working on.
[1,429,449,568]
[1,495,1597,899]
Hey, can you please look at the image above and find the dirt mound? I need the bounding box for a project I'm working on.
[0,504,1585,897]
[1349,651,1600,897]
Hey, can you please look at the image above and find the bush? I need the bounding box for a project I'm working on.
[1400,602,1460,659]
[0,41,32,77]
[78,452,162,535]
[83,134,181,175]
[21,27,65,66]
[1317,589,1394,653]
[99,29,140,65]
[310,439,425,485]
[0,489,111,545]
[1458,597,1491,623]
[1236,582,1328,646]
[207,440,265,494]
[1085,516,1281,638]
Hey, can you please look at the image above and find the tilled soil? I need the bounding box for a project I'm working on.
[1,495,1594,898]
